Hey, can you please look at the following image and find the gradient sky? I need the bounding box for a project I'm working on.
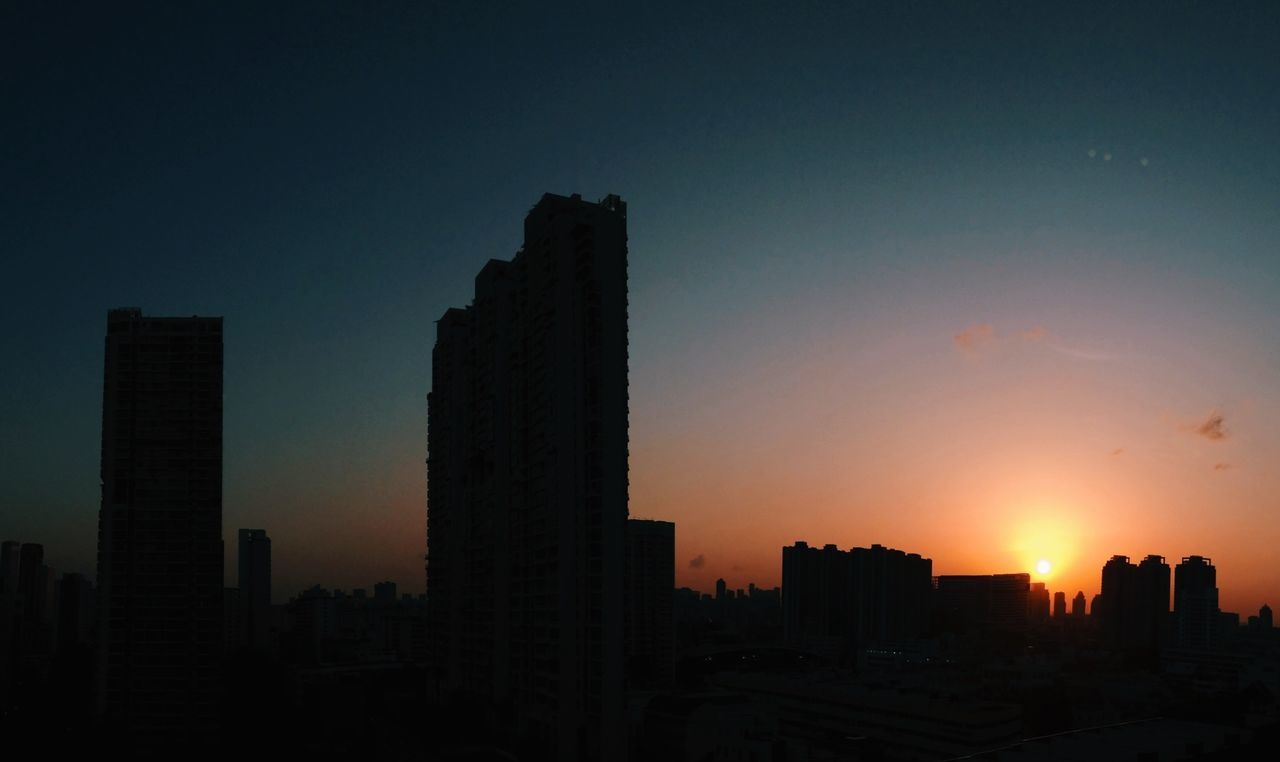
[3,2,1279,612]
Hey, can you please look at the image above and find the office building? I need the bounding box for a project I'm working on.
[1053,591,1067,618]
[625,519,675,688]
[1072,591,1086,618]
[426,193,629,761]
[96,308,224,737]
[238,529,272,651]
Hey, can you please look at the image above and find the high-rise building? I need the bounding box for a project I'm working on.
[1053,591,1067,618]
[1029,582,1050,620]
[17,543,49,625]
[1072,591,1086,618]
[56,573,95,654]
[782,542,852,657]
[848,543,933,646]
[1097,554,1168,653]
[426,193,628,761]
[1134,554,1170,649]
[0,542,18,589]
[934,573,1031,634]
[237,529,271,651]
[96,308,223,739]
[8,543,57,695]
[1174,555,1219,651]
[625,519,675,688]
[716,578,727,601]
[1098,554,1134,648]
[782,541,932,659]
[1261,604,1274,630]
[0,540,21,705]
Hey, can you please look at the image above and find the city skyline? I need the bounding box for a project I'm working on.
[5,3,1280,617]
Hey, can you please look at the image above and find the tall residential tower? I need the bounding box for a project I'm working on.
[427,193,628,761]
[96,308,223,739]
[237,529,272,651]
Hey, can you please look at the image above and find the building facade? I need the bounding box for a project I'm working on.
[427,193,629,760]
[96,308,224,739]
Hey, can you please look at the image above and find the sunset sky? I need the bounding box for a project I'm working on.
[4,3,1279,613]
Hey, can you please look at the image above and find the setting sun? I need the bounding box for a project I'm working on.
[1036,559,1052,576]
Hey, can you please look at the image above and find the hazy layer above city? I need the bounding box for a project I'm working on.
[3,3,1279,612]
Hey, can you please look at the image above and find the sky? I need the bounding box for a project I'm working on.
[3,2,1279,612]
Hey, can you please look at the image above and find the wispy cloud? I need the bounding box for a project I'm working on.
[953,323,1108,361]
[1111,448,1125,456]
[1190,411,1229,441]
[954,323,995,354]
[1213,462,1233,471]
[1047,344,1114,362]
[689,554,706,569]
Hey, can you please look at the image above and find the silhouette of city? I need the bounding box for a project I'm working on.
[2,192,1278,760]
[5,5,1280,760]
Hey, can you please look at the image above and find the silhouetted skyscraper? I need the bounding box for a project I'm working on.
[1029,582,1050,620]
[17,544,49,625]
[96,308,223,739]
[1134,554,1170,649]
[625,519,674,688]
[1174,555,1219,651]
[1053,591,1067,618]
[10,543,56,693]
[1072,590,1086,618]
[426,194,628,761]
[1098,554,1167,653]
[716,578,727,601]
[1098,554,1134,648]
[0,542,17,587]
[1261,604,1274,630]
[849,544,933,647]
[0,540,20,705]
[56,573,95,654]
[237,529,271,651]
[782,542,851,658]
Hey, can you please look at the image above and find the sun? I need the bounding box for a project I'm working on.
[1036,559,1052,576]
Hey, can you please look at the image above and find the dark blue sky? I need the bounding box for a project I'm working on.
[4,2,1279,604]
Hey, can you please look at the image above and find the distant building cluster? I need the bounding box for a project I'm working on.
[781,541,931,659]
[0,541,95,722]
